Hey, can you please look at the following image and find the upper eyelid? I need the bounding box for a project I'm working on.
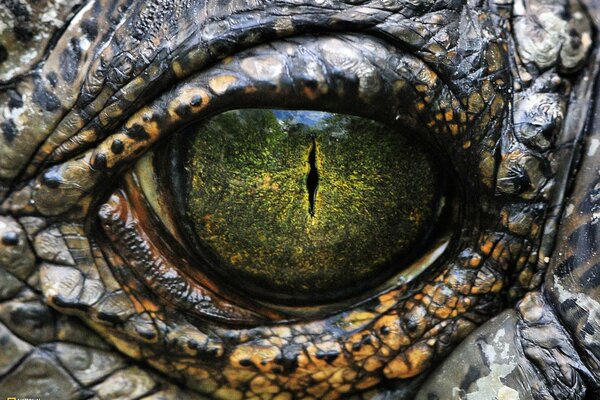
[6,1,492,196]
[5,33,476,219]
[15,1,456,181]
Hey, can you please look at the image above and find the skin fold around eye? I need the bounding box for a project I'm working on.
[98,186,277,324]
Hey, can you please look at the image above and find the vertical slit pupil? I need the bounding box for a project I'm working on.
[307,138,319,217]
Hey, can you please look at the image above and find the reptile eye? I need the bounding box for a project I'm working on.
[130,108,450,305]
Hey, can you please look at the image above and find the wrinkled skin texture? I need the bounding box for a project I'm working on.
[0,0,599,399]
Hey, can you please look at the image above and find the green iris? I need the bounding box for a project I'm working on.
[183,109,441,302]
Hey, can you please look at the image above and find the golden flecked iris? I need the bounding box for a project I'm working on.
[183,109,441,302]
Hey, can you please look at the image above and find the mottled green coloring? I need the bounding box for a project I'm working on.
[185,109,440,301]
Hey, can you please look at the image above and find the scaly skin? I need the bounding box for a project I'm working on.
[0,0,598,399]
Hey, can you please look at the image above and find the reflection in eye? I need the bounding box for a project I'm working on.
[140,109,447,304]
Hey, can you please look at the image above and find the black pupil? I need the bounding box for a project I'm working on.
[307,138,319,217]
